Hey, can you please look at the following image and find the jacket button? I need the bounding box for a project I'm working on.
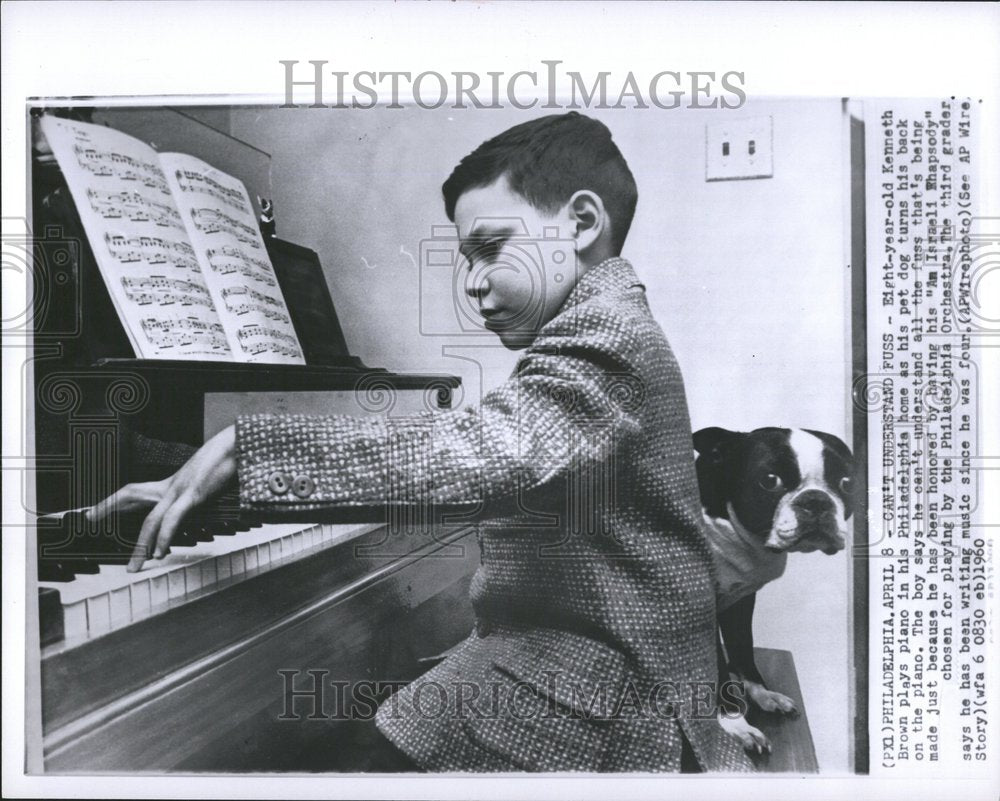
[475,619,491,637]
[291,474,316,499]
[267,471,291,495]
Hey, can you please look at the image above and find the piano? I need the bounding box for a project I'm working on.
[30,122,479,772]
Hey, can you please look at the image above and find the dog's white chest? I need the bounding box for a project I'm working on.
[703,514,787,611]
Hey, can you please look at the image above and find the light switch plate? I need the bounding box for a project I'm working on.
[706,116,773,181]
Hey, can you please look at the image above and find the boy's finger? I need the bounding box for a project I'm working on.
[87,487,130,523]
[127,494,173,572]
[153,497,192,560]
[87,482,161,522]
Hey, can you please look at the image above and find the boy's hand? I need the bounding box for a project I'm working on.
[86,425,237,572]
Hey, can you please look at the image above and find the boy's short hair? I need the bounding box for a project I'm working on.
[442,112,638,253]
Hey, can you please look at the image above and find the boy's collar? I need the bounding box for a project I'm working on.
[561,256,644,309]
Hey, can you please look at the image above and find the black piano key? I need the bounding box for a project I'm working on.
[170,512,222,547]
[37,513,96,581]
[182,515,218,543]
[188,526,214,543]
[39,586,65,646]
[37,503,256,583]
[38,559,79,583]
[167,529,196,548]
[82,511,142,559]
[38,510,140,580]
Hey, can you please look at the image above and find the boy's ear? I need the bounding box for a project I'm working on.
[567,190,606,252]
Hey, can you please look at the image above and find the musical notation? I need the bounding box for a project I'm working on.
[236,325,302,359]
[205,246,276,286]
[190,208,260,248]
[141,317,229,351]
[122,276,214,308]
[226,304,290,323]
[104,234,201,271]
[221,286,281,307]
[221,286,289,322]
[41,116,304,363]
[87,189,183,230]
[174,170,249,214]
[73,144,170,194]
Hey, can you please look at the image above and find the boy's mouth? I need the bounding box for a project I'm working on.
[480,309,505,329]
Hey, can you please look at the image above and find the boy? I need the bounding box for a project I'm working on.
[90,112,752,773]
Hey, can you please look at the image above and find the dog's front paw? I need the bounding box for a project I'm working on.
[718,712,771,754]
[746,681,798,715]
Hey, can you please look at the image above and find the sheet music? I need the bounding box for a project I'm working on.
[38,116,233,360]
[160,152,305,364]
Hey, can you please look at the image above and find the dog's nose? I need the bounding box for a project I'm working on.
[793,489,835,517]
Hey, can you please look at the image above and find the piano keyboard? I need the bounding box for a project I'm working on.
[37,511,380,645]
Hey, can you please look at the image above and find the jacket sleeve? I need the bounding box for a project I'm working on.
[234,319,646,510]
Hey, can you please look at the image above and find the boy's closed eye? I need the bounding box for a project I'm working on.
[463,237,507,269]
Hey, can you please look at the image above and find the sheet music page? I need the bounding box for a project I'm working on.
[38,116,233,360]
[160,152,305,364]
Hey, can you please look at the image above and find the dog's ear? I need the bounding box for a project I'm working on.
[803,429,857,520]
[692,427,744,519]
[803,429,854,465]
[693,427,742,462]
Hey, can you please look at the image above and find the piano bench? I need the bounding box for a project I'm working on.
[744,647,820,773]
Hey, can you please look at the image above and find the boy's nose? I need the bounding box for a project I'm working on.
[465,271,489,299]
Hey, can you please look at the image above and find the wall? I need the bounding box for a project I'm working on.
[619,100,852,773]
[228,100,853,771]
[229,106,526,400]
[95,107,272,210]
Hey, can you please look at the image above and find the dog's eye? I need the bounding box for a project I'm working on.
[839,477,856,495]
[759,473,784,492]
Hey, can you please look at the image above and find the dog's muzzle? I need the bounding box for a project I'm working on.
[766,489,846,553]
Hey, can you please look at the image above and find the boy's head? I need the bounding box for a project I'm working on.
[442,112,638,349]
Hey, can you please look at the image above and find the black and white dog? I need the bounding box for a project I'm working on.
[693,426,856,753]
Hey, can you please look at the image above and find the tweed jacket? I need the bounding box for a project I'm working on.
[235,258,753,773]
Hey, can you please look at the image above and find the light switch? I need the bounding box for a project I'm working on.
[706,116,773,181]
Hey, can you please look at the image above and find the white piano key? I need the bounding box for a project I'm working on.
[330,523,368,549]
[270,539,283,562]
[86,593,112,636]
[49,569,122,606]
[130,579,151,620]
[42,523,382,642]
[109,584,132,626]
[96,564,141,594]
[216,554,232,582]
[167,567,187,600]
[63,600,88,641]
[201,557,218,588]
[185,563,203,593]
[150,574,169,608]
